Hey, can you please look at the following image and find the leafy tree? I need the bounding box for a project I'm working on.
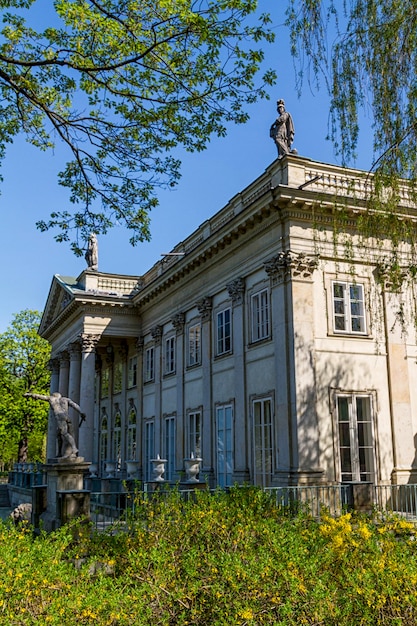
[0,0,275,252]
[286,0,417,301]
[286,0,417,179]
[0,310,51,465]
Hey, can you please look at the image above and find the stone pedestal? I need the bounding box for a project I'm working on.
[41,457,91,531]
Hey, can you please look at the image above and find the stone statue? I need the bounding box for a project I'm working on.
[270,99,296,157]
[85,233,98,271]
[24,392,85,460]
[17,437,28,463]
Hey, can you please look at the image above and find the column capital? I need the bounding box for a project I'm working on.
[57,350,70,365]
[172,312,185,335]
[197,296,213,322]
[151,325,163,346]
[264,250,319,284]
[68,340,81,359]
[47,358,60,375]
[80,333,100,353]
[226,277,245,306]
[136,336,145,352]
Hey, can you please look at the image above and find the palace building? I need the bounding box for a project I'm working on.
[38,154,417,488]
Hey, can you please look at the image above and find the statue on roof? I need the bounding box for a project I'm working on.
[85,233,98,271]
[270,99,296,157]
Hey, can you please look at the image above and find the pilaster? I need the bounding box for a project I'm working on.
[265,250,323,485]
[197,296,213,480]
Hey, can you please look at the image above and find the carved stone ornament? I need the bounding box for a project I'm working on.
[375,263,407,292]
[197,296,213,322]
[264,250,319,283]
[80,333,100,353]
[136,336,145,352]
[226,277,245,305]
[151,325,163,345]
[172,312,185,335]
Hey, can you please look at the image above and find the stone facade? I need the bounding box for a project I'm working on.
[38,155,417,488]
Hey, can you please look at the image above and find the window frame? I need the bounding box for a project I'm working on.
[250,288,270,343]
[164,335,176,375]
[216,307,232,356]
[331,280,367,336]
[164,414,176,482]
[188,322,201,367]
[144,345,155,382]
[252,396,274,488]
[216,403,234,487]
[333,391,377,483]
[128,355,137,388]
[187,409,202,458]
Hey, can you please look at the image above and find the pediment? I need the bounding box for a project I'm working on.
[39,275,78,336]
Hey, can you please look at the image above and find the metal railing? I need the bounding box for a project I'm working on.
[374,483,417,519]
[89,483,353,530]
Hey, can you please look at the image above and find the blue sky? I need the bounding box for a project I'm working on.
[0,2,374,333]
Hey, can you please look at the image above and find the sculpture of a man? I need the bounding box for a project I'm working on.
[270,99,295,157]
[85,233,98,271]
[24,391,85,460]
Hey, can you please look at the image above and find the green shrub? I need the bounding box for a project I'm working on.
[1,486,417,625]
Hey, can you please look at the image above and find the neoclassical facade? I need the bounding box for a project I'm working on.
[39,154,417,487]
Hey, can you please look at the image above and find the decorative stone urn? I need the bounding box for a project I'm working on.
[126,460,140,479]
[184,453,202,483]
[89,462,98,478]
[151,454,167,482]
[105,461,116,478]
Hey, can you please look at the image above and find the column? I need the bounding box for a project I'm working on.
[136,336,144,480]
[151,325,162,455]
[226,278,249,482]
[46,358,60,461]
[68,341,82,447]
[78,334,100,461]
[172,313,185,472]
[197,297,213,481]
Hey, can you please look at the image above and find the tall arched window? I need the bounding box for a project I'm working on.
[99,408,108,473]
[113,404,122,471]
[127,401,137,460]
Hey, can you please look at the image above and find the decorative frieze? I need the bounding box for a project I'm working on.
[264,250,319,284]
[226,277,245,305]
[172,312,185,335]
[151,325,163,346]
[197,296,213,322]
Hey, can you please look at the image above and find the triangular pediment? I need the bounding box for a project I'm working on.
[39,275,80,336]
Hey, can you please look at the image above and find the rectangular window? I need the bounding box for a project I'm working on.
[164,336,176,375]
[144,346,154,382]
[144,420,155,482]
[336,394,375,483]
[188,411,202,458]
[101,368,109,398]
[253,398,274,487]
[188,323,201,366]
[216,404,233,487]
[217,308,232,355]
[332,282,366,334]
[251,289,270,342]
[128,356,137,388]
[113,362,123,394]
[164,416,176,481]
